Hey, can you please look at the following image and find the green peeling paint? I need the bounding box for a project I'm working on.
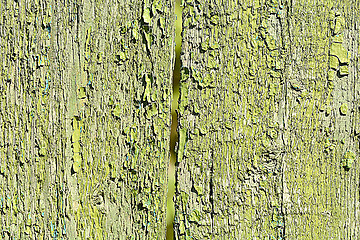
[175,1,359,239]
[342,151,355,170]
[330,43,349,64]
[0,0,174,238]
[143,7,151,24]
[177,128,187,163]
[340,103,348,115]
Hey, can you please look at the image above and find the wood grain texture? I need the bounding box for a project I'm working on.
[284,0,360,239]
[0,0,174,239]
[175,0,360,239]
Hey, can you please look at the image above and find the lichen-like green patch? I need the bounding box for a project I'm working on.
[340,103,348,115]
[342,151,355,170]
[330,43,349,64]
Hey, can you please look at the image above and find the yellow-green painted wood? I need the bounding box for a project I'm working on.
[175,0,360,239]
[0,0,174,239]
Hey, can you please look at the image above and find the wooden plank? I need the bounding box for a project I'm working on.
[284,0,360,238]
[0,0,174,238]
[175,0,360,239]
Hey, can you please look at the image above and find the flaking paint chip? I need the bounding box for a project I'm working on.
[329,55,339,70]
[73,142,81,153]
[340,103,348,115]
[342,151,355,170]
[330,43,349,64]
[339,65,349,76]
[72,129,80,143]
[78,87,86,99]
[143,8,151,24]
[73,153,82,173]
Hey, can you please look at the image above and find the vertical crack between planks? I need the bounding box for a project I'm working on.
[209,154,215,237]
[166,0,182,239]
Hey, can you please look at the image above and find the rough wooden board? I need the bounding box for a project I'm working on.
[0,0,174,239]
[284,0,360,239]
[175,0,360,239]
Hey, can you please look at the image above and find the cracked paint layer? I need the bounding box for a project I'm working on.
[175,0,360,239]
[176,0,286,238]
[0,0,174,239]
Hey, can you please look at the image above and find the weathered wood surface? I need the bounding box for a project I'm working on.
[284,1,360,239]
[2,0,360,239]
[175,0,360,239]
[0,0,174,239]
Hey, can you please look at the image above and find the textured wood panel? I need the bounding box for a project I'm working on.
[175,0,360,239]
[0,0,174,239]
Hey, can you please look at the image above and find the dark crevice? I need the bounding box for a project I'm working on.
[209,154,215,236]
[166,0,182,239]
